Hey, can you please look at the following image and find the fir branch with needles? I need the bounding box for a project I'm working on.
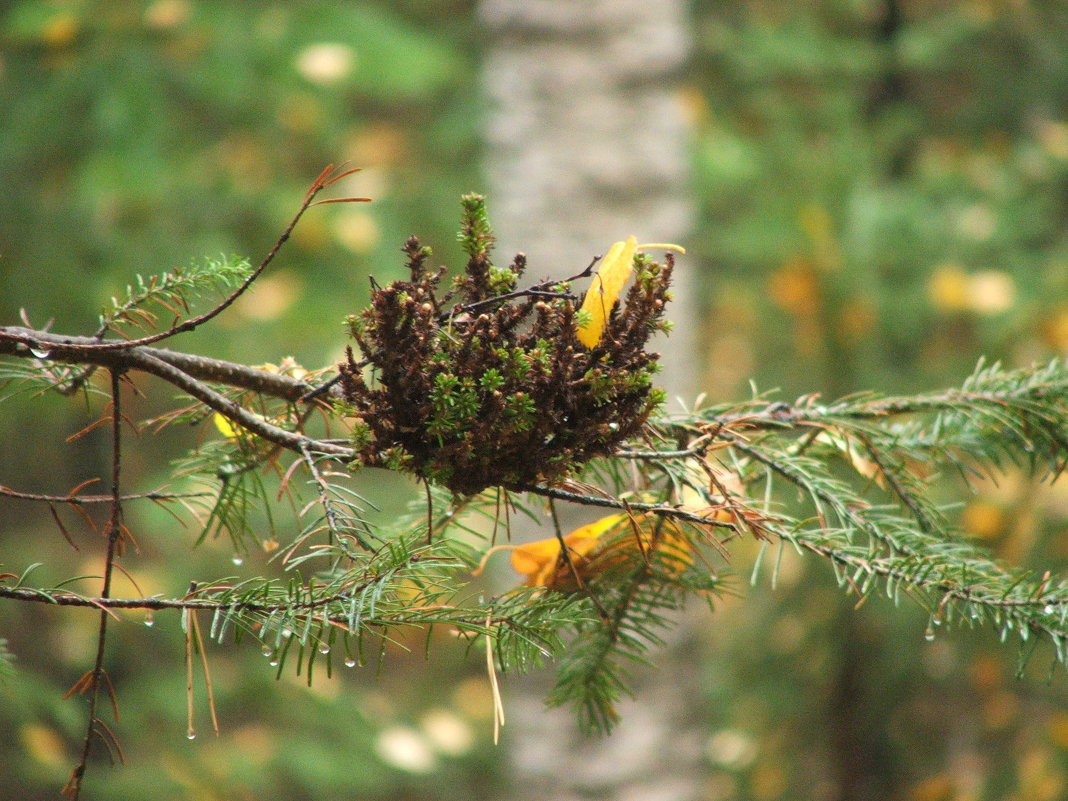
[97,254,253,340]
[4,171,1068,792]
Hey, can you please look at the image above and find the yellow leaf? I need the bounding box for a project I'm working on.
[815,429,883,485]
[474,512,693,592]
[508,515,622,588]
[577,237,637,348]
[213,412,238,439]
[594,519,694,578]
[214,409,269,439]
[575,239,685,349]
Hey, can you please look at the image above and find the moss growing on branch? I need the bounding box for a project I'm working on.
[338,195,674,494]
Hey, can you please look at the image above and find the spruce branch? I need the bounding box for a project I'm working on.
[96,254,252,341]
[6,177,1068,796]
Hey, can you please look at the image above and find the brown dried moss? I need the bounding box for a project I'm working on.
[338,195,673,495]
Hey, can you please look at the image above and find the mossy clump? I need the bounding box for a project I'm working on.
[338,194,674,495]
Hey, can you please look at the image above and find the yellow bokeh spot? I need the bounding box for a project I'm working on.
[144,0,190,29]
[982,689,1019,731]
[675,85,709,127]
[969,654,1003,692]
[961,500,1005,540]
[1040,308,1068,353]
[294,43,357,85]
[928,264,1015,315]
[451,677,495,721]
[233,270,301,321]
[333,208,380,254]
[20,724,67,767]
[420,709,475,756]
[213,134,270,191]
[768,257,820,318]
[230,724,278,765]
[749,761,788,801]
[968,269,1015,315]
[956,203,997,241]
[375,726,437,774]
[346,124,408,167]
[42,14,77,47]
[1048,711,1068,748]
[277,92,323,135]
[927,263,970,312]
[910,773,954,801]
[839,296,877,342]
[1037,120,1068,161]
[290,214,330,251]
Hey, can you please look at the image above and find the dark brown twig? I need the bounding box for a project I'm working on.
[0,485,211,505]
[64,368,125,800]
[0,327,326,402]
[2,166,367,357]
[548,498,612,622]
[124,350,352,459]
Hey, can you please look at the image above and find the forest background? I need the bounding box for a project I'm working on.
[3,1,1068,800]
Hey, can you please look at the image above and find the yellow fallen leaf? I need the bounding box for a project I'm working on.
[593,518,694,578]
[576,238,685,348]
[475,512,692,592]
[475,515,620,589]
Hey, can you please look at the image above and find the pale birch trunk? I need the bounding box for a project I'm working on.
[479,2,705,799]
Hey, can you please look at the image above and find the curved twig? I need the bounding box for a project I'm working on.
[0,327,328,402]
[1,166,367,357]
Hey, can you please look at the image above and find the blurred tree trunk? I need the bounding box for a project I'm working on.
[479,2,704,800]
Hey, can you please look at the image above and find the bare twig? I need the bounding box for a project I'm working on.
[298,441,374,553]
[0,327,325,402]
[527,485,738,532]
[64,368,125,800]
[124,350,352,459]
[2,166,367,356]
[0,485,211,505]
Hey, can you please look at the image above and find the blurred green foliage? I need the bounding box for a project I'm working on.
[690,3,1068,799]
[693,0,1068,399]
[0,0,479,356]
[4,1,1068,800]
